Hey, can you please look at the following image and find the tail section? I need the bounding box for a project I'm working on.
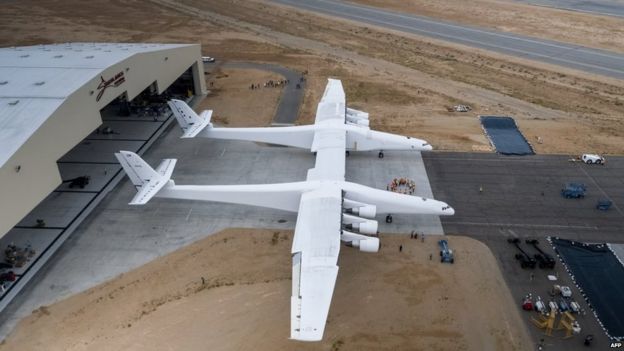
[167,99,213,138]
[114,151,176,205]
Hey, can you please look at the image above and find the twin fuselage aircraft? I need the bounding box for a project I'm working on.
[115,79,454,342]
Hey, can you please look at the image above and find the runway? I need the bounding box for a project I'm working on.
[270,0,624,79]
[515,0,624,18]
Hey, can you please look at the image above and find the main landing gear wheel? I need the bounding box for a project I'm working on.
[378,151,384,158]
[346,151,350,157]
[385,214,393,223]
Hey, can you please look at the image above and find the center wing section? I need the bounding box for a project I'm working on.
[290,186,342,341]
[307,129,346,181]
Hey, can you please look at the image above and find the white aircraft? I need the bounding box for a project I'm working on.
[167,79,432,158]
[115,79,454,341]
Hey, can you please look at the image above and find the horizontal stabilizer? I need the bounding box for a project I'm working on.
[114,151,176,205]
[182,110,212,138]
[167,99,212,138]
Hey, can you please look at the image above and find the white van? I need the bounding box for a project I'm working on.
[581,154,605,165]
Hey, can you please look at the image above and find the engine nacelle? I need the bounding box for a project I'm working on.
[356,205,376,218]
[346,107,369,120]
[346,116,370,127]
[341,231,380,253]
[344,220,378,235]
[358,237,380,253]
[343,199,377,219]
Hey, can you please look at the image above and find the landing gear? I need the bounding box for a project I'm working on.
[346,151,350,157]
[385,214,393,223]
[378,151,384,159]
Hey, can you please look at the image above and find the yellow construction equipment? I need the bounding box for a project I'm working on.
[531,309,556,336]
[556,311,579,339]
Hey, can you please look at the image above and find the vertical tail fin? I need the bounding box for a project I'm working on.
[167,99,213,138]
[114,151,176,205]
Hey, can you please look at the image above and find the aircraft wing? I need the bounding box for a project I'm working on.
[290,186,342,341]
[314,79,346,124]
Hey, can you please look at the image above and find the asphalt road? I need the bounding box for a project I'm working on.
[424,151,624,348]
[423,152,624,242]
[516,0,624,18]
[271,0,624,79]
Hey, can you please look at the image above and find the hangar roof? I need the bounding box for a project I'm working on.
[0,42,193,167]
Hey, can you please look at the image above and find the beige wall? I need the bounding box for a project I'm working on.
[0,44,206,237]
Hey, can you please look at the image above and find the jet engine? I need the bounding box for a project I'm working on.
[346,116,370,127]
[346,108,370,127]
[341,230,380,253]
[343,220,378,235]
[343,199,376,218]
[346,107,369,120]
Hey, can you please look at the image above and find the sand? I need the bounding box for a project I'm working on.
[0,229,531,351]
[200,67,284,127]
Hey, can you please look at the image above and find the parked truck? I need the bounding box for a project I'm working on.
[526,239,556,269]
[438,240,454,264]
[508,238,536,269]
[561,182,586,199]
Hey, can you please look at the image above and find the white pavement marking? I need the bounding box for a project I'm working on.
[445,221,598,229]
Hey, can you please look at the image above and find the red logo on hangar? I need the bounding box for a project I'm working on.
[96,71,125,102]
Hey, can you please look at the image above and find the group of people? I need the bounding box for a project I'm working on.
[248,70,309,90]
[387,177,416,195]
[249,79,290,90]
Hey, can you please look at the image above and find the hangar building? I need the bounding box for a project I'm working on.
[0,43,206,238]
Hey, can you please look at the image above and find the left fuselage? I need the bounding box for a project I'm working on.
[203,123,432,152]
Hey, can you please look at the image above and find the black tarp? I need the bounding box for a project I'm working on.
[480,116,535,155]
[551,237,624,340]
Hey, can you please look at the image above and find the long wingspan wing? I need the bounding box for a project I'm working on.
[290,186,342,341]
[314,79,346,124]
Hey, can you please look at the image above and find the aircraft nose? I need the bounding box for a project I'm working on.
[421,143,433,151]
[441,205,455,215]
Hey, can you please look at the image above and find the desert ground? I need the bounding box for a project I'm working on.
[352,0,624,53]
[0,0,622,349]
[0,229,531,351]
[198,68,284,127]
[1,0,623,153]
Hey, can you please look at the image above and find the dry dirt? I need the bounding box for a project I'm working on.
[199,68,284,127]
[1,0,624,154]
[0,229,531,351]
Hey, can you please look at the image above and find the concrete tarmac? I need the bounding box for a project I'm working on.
[271,0,624,79]
[424,152,624,241]
[424,151,624,349]
[0,127,440,340]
